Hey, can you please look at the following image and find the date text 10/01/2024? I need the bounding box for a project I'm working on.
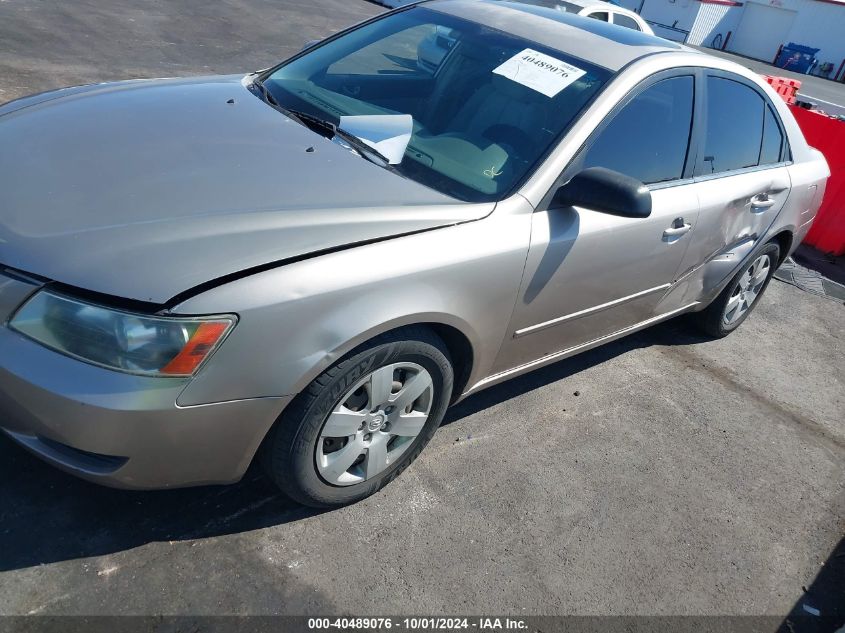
[307,617,529,630]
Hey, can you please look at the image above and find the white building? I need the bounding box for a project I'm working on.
[615,0,845,80]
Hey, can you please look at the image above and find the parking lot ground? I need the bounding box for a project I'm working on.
[691,45,845,116]
[1,280,842,617]
[1,0,844,620]
[0,0,382,103]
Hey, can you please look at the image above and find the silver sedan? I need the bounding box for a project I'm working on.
[0,1,828,507]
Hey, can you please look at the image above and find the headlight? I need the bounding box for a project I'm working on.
[9,290,236,377]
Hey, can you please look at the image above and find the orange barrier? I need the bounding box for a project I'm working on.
[789,105,845,256]
[762,75,802,105]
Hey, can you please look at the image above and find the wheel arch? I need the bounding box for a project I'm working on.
[769,229,794,266]
[425,322,475,404]
[286,315,479,406]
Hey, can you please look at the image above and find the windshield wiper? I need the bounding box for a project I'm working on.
[248,82,394,168]
[281,108,393,167]
[250,77,280,107]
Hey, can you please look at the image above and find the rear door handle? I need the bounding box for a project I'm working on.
[750,193,776,211]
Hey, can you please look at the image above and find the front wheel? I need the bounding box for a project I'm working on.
[693,241,780,338]
[261,327,453,508]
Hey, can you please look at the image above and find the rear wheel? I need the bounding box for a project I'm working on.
[693,242,779,338]
[261,328,453,508]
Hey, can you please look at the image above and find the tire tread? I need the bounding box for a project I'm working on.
[692,241,780,338]
[261,326,453,507]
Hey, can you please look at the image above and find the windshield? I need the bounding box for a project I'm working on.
[263,7,612,202]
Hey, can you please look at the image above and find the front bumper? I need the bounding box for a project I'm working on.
[0,326,290,489]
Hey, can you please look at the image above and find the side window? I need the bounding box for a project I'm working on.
[587,11,610,21]
[760,104,785,165]
[696,77,765,175]
[612,14,641,30]
[579,75,694,184]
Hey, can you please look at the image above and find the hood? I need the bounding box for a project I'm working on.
[0,76,492,304]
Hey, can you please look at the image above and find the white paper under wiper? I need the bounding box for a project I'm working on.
[338,114,413,165]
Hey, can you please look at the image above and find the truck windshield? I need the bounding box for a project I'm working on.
[263,7,612,202]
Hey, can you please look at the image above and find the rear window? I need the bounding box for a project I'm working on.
[613,14,642,31]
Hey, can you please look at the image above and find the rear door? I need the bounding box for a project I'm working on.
[491,70,702,375]
[677,72,792,283]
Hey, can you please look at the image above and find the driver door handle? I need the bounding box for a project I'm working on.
[751,193,776,211]
[663,217,692,238]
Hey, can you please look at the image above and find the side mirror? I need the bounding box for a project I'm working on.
[553,167,652,218]
[302,39,321,51]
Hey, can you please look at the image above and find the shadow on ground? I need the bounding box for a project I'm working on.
[2,317,843,622]
[779,535,845,632]
[793,244,845,288]
[0,318,710,572]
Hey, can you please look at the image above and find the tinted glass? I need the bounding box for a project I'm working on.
[588,11,610,21]
[580,76,694,184]
[759,104,784,165]
[697,77,764,175]
[613,14,641,30]
[266,8,612,202]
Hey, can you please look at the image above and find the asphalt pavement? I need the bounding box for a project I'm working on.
[0,0,843,620]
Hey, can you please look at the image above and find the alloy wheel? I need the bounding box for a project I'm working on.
[316,362,434,486]
[723,254,771,326]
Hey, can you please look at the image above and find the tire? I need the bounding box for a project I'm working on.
[261,327,454,508]
[693,241,780,338]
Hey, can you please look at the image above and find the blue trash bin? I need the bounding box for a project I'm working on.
[776,43,820,74]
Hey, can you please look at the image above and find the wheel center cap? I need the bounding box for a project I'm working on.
[368,414,385,432]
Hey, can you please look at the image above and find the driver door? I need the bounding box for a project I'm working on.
[492,71,702,375]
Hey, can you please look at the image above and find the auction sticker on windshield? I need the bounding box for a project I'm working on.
[493,49,587,97]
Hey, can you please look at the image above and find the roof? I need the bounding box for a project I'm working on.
[424,0,688,71]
